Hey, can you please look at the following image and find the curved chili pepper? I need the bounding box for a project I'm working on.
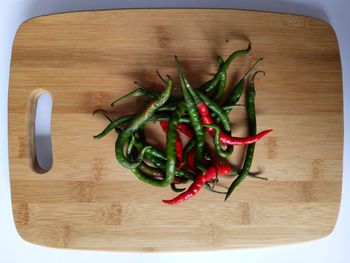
[163,164,233,205]
[200,43,251,94]
[218,129,273,145]
[133,81,161,97]
[225,71,265,200]
[196,100,272,145]
[175,56,206,174]
[137,161,165,180]
[222,58,263,114]
[115,79,172,170]
[93,109,113,122]
[93,114,135,139]
[110,87,152,107]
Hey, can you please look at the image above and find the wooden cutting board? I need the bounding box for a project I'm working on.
[8,9,343,251]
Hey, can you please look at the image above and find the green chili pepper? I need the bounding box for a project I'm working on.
[151,112,191,123]
[133,81,161,98]
[92,109,113,122]
[200,43,251,93]
[222,58,263,114]
[212,71,226,101]
[175,56,206,174]
[93,114,136,139]
[165,103,187,186]
[137,161,165,180]
[115,79,172,169]
[126,134,136,156]
[225,71,265,200]
[212,55,227,101]
[111,88,151,107]
[222,104,245,111]
[157,101,179,112]
[92,109,123,134]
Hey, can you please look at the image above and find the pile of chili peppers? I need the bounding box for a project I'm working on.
[94,43,273,205]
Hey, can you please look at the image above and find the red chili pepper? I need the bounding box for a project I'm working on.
[185,147,196,171]
[160,121,183,168]
[175,132,183,168]
[159,120,169,131]
[162,163,232,205]
[197,102,272,145]
[177,123,194,138]
[219,129,273,145]
[160,121,193,138]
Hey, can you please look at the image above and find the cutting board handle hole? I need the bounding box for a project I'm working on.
[31,90,53,173]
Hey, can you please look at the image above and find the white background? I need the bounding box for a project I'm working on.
[1,0,349,262]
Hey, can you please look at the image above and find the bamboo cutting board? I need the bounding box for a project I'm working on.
[8,9,343,251]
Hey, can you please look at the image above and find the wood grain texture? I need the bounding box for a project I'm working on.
[8,9,342,251]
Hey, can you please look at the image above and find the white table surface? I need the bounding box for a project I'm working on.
[1,1,349,262]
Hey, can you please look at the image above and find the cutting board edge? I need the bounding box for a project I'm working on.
[8,8,343,251]
[12,222,338,252]
[13,7,338,42]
